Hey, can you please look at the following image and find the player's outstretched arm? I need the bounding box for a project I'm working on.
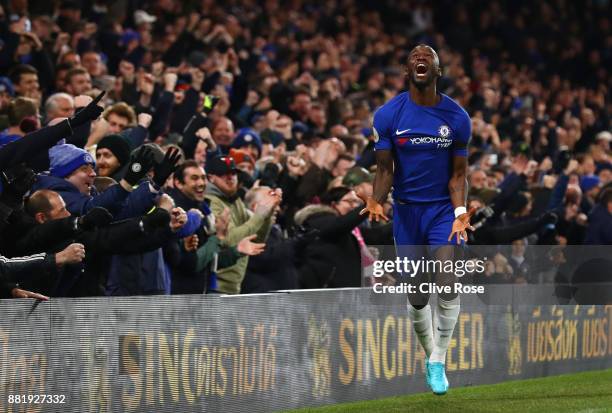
[359,150,393,222]
[448,153,475,243]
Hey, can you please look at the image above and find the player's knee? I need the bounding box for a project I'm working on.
[408,291,430,308]
[438,294,460,307]
[409,303,427,311]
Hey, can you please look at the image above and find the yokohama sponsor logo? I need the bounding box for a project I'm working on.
[410,136,452,145]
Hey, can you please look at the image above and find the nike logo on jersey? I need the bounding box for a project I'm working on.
[395,128,411,135]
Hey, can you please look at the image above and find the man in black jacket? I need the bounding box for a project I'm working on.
[0,243,86,298]
[241,186,314,293]
[22,189,178,296]
[295,186,392,288]
[166,160,230,293]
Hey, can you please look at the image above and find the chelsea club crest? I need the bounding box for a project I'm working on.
[438,125,450,138]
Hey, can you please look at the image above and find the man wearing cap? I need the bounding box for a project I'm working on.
[232,128,262,160]
[134,10,157,27]
[595,131,611,152]
[580,175,600,213]
[230,148,256,199]
[205,155,278,293]
[32,143,158,220]
[96,134,131,181]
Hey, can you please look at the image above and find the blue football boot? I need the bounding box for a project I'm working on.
[427,361,449,395]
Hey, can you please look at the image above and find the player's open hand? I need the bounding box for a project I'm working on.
[448,207,476,244]
[356,193,389,222]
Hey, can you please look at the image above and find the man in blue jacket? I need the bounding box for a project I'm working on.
[33,143,158,220]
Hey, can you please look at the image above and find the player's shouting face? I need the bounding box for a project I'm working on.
[406,45,442,89]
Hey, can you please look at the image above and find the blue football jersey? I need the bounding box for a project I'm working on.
[373,92,471,203]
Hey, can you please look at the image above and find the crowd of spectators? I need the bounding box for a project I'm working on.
[0,0,610,299]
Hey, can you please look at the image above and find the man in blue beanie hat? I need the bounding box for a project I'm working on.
[49,144,96,181]
[33,143,159,219]
[580,175,600,212]
[580,175,600,194]
[232,128,262,160]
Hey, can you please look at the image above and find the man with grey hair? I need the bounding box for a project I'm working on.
[241,185,301,293]
[40,93,96,154]
[45,93,95,124]
[44,93,74,122]
[244,186,280,212]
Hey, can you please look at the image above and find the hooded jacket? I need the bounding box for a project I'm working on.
[294,204,392,289]
[204,182,273,294]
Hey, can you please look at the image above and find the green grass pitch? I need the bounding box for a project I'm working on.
[287,369,612,413]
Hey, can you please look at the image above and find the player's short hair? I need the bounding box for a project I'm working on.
[408,44,441,69]
[410,43,438,56]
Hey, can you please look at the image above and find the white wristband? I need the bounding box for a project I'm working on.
[454,206,467,218]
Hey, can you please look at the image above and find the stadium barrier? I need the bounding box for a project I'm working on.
[1,287,611,412]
